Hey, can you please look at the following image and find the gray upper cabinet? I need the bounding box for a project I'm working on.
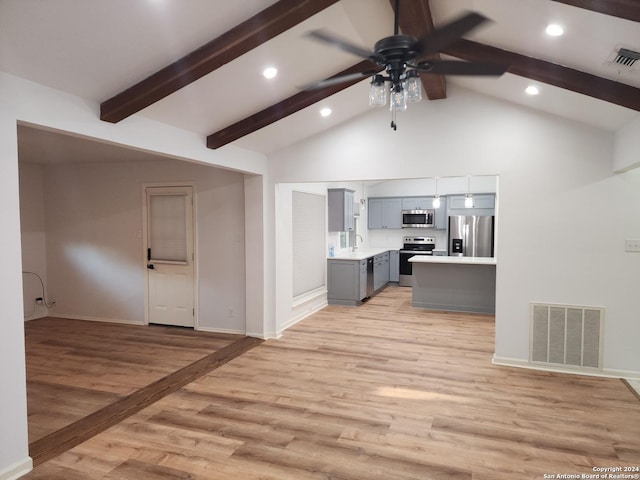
[368,197,402,229]
[448,194,495,210]
[401,196,431,210]
[328,188,355,232]
[433,195,447,229]
[448,194,495,216]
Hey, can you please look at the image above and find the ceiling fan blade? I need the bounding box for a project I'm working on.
[306,30,383,63]
[414,11,490,57]
[300,70,379,91]
[414,59,508,76]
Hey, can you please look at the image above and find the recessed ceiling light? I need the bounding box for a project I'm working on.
[525,85,540,96]
[545,24,564,36]
[320,107,332,117]
[262,67,278,79]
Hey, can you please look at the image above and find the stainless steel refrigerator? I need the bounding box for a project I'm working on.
[448,216,494,257]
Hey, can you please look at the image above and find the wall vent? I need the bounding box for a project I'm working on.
[530,303,604,370]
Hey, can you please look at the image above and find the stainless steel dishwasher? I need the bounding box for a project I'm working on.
[366,257,374,298]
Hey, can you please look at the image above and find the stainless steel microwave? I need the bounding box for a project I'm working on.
[402,209,435,228]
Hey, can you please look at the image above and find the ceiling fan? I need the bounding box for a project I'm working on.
[304,0,508,129]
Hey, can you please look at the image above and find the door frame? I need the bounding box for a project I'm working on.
[142,182,198,328]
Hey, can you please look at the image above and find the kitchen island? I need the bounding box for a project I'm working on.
[409,255,496,314]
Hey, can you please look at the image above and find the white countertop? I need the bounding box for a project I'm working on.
[328,247,398,261]
[409,255,497,266]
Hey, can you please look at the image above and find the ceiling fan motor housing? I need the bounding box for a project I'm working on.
[374,35,419,84]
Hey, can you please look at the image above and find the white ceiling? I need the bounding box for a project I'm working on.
[2,0,638,162]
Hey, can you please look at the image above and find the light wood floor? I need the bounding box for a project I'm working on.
[23,288,640,479]
[26,318,244,442]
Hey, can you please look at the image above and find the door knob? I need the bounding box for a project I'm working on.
[147,264,155,270]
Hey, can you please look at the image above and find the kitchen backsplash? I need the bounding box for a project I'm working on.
[368,228,447,250]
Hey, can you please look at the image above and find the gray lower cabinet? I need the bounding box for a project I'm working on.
[373,252,390,292]
[328,251,393,305]
[389,250,399,282]
[328,259,368,306]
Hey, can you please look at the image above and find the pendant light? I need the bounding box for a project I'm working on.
[432,177,440,208]
[464,176,473,207]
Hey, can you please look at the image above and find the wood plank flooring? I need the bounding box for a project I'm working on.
[23,288,640,479]
[25,318,244,442]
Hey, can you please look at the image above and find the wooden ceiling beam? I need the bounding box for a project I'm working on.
[389,0,447,100]
[100,0,340,123]
[207,60,377,149]
[443,39,640,112]
[550,0,640,22]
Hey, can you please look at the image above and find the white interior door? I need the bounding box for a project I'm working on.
[145,186,195,327]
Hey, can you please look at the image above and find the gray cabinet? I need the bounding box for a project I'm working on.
[433,195,447,229]
[327,259,368,306]
[401,196,431,210]
[368,197,402,229]
[328,188,355,232]
[448,194,495,210]
[389,250,399,282]
[370,196,449,229]
[373,252,390,292]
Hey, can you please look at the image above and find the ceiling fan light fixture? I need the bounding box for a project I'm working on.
[369,75,387,107]
[406,71,422,103]
[390,85,408,112]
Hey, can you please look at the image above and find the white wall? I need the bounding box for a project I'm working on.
[275,183,329,336]
[19,163,49,320]
[0,117,31,479]
[614,115,640,172]
[268,85,640,377]
[38,158,246,332]
[0,72,268,477]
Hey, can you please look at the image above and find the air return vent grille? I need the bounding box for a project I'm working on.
[605,45,639,74]
[530,303,603,370]
[614,48,639,67]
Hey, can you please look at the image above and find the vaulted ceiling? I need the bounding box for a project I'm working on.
[2,0,638,158]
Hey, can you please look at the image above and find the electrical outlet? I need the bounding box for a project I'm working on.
[228,307,235,318]
[35,297,43,305]
[625,239,640,252]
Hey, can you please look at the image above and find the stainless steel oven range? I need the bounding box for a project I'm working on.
[399,236,435,287]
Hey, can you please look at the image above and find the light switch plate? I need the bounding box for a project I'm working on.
[625,239,640,252]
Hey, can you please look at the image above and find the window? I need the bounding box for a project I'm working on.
[292,191,326,298]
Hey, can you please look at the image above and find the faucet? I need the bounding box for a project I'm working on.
[353,234,364,251]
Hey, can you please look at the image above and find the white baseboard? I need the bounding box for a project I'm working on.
[278,295,327,337]
[492,355,640,380]
[23,312,48,321]
[247,330,279,340]
[54,313,145,326]
[0,457,32,480]
[196,326,246,335]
